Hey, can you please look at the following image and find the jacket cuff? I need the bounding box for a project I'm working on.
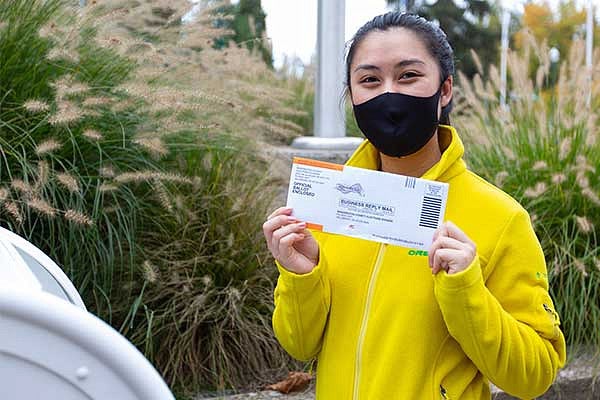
[275,251,325,293]
[433,256,482,291]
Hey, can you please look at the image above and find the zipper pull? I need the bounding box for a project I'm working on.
[440,385,449,399]
[543,303,559,323]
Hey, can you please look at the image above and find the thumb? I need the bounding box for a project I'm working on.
[438,223,449,238]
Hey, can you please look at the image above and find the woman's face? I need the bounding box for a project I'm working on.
[349,28,452,112]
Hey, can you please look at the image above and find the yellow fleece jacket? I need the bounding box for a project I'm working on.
[272,125,566,399]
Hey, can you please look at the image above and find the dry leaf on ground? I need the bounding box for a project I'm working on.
[265,371,313,394]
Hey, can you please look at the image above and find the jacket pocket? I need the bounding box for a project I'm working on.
[534,290,562,340]
[433,337,484,400]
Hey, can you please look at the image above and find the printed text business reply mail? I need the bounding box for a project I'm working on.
[285,158,449,251]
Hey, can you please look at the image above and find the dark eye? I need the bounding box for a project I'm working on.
[400,72,419,80]
[360,76,379,83]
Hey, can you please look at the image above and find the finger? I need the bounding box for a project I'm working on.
[263,215,299,235]
[263,215,299,251]
[434,236,467,251]
[444,221,474,246]
[432,248,452,274]
[432,248,449,274]
[432,227,442,242]
[429,236,461,267]
[441,223,449,237]
[433,259,449,275]
[272,222,307,247]
[429,239,440,267]
[271,222,307,254]
[267,206,293,220]
[432,248,462,274]
[429,226,447,266]
[278,232,305,261]
[430,245,442,273]
[432,257,444,275]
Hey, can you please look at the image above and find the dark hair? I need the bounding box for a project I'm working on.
[345,12,455,124]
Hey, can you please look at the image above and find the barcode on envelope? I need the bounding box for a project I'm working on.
[419,196,442,229]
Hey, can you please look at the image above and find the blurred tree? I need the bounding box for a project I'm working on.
[389,0,419,13]
[514,0,599,89]
[515,0,599,61]
[214,0,273,67]
[386,0,503,78]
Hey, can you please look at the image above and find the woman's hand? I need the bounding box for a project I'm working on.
[428,221,476,275]
[263,206,319,275]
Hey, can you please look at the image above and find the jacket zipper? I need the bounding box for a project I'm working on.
[352,243,386,400]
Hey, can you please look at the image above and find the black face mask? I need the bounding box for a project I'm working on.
[352,87,442,157]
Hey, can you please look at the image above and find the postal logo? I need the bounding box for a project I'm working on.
[335,183,365,197]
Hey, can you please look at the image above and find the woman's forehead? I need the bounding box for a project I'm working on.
[351,28,434,69]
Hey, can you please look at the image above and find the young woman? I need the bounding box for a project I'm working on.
[263,12,566,399]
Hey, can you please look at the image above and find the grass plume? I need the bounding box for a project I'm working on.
[456,37,600,351]
[0,0,299,396]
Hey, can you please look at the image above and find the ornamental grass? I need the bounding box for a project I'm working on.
[455,32,600,353]
[0,0,302,396]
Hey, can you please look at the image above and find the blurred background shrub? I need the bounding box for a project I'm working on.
[455,36,600,353]
[0,0,302,396]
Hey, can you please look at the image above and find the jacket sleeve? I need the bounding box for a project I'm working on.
[433,208,566,399]
[272,244,331,361]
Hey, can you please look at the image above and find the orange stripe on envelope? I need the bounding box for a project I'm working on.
[293,157,344,171]
[306,222,324,231]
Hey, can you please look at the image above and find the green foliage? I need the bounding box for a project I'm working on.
[456,39,600,350]
[386,0,509,79]
[419,0,503,79]
[516,0,598,65]
[0,0,145,319]
[515,0,600,89]
[0,0,299,395]
[215,0,273,67]
[277,62,362,139]
[120,142,289,394]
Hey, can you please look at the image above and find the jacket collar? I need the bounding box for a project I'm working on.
[345,125,467,182]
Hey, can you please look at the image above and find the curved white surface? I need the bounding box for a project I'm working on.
[0,227,86,309]
[0,288,174,400]
[0,238,41,290]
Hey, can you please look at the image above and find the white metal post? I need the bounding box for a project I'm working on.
[292,0,362,150]
[314,0,346,138]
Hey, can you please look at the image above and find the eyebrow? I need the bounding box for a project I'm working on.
[353,59,426,73]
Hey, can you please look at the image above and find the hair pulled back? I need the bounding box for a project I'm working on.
[346,12,455,124]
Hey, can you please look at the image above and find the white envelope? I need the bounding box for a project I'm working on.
[286,157,449,250]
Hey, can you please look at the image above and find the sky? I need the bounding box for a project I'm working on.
[262,0,389,68]
[255,0,596,69]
